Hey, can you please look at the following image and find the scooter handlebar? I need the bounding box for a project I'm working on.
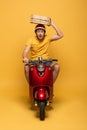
[28,59,58,66]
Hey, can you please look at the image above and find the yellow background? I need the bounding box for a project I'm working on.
[0,0,87,130]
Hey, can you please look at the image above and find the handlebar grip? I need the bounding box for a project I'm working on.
[22,59,30,64]
[52,59,58,61]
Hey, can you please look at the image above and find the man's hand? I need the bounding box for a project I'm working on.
[47,18,54,26]
[50,19,54,26]
[47,18,52,26]
[23,57,29,63]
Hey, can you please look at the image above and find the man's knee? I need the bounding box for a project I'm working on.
[24,65,29,72]
[54,63,60,72]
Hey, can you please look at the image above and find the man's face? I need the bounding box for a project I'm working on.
[36,29,45,40]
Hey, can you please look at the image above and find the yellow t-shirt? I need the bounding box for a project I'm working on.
[26,35,51,60]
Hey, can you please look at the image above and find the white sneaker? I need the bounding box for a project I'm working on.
[34,101,38,106]
[47,101,49,106]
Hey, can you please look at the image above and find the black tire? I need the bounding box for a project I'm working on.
[40,101,45,120]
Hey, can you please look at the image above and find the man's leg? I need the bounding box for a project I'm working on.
[51,62,60,83]
[24,64,29,83]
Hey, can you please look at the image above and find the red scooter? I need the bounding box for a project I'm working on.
[28,57,57,120]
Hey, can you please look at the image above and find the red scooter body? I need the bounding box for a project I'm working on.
[28,57,55,120]
[29,64,53,102]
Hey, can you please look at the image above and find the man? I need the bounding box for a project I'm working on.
[22,19,63,83]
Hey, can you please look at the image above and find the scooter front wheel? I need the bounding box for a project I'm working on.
[39,101,45,120]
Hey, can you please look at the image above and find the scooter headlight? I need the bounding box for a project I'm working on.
[37,64,45,72]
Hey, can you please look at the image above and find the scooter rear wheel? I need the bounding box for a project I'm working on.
[40,101,45,120]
